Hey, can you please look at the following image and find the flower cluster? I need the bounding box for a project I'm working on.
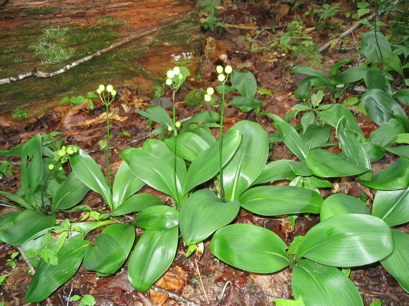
[48,146,78,170]
[166,66,184,91]
[204,65,233,104]
[97,84,117,106]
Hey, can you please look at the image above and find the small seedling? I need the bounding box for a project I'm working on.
[6,252,19,269]
[70,294,96,306]
[12,109,28,119]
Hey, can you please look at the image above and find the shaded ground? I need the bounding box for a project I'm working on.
[1,1,409,305]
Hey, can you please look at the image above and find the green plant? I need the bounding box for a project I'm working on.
[29,27,75,65]
[6,251,19,269]
[0,160,15,179]
[305,3,341,22]
[198,0,226,31]
[96,84,117,186]
[59,92,98,110]
[185,89,205,108]
[12,109,28,119]
[70,294,96,306]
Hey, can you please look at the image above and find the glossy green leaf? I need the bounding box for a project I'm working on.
[84,224,135,275]
[361,31,391,64]
[240,186,322,215]
[0,209,56,246]
[362,89,409,130]
[294,76,334,101]
[381,229,409,292]
[301,124,331,150]
[137,105,174,130]
[134,205,179,230]
[180,189,240,245]
[359,158,409,190]
[0,190,30,209]
[393,89,409,106]
[112,161,144,210]
[292,259,363,306]
[231,70,258,97]
[369,119,403,147]
[291,65,328,77]
[385,145,409,159]
[297,214,393,267]
[361,142,385,161]
[329,58,352,75]
[21,134,43,200]
[320,194,370,221]
[51,172,89,211]
[383,50,404,77]
[364,70,392,93]
[223,120,269,202]
[128,227,178,292]
[269,114,308,161]
[165,132,211,162]
[25,236,90,302]
[331,66,370,84]
[319,104,364,138]
[183,128,241,195]
[69,220,115,238]
[120,140,185,204]
[210,224,290,273]
[372,188,409,227]
[253,160,297,184]
[69,148,112,208]
[104,194,163,218]
[306,149,370,178]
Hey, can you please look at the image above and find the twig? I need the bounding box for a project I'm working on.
[195,259,210,304]
[151,285,199,306]
[318,12,377,53]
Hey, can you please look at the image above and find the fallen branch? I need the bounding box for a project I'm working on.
[151,285,199,306]
[318,12,377,53]
[0,27,157,85]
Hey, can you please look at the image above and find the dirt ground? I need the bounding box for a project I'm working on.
[1,1,409,305]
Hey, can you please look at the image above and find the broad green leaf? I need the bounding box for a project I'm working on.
[362,89,409,130]
[0,142,25,156]
[364,70,392,93]
[291,65,328,77]
[128,227,178,292]
[84,224,135,275]
[25,236,89,302]
[21,134,43,200]
[183,128,241,195]
[320,194,370,221]
[165,132,211,162]
[240,186,322,215]
[112,161,144,210]
[329,58,352,75]
[269,114,308,161]
[104,194,163,218]
[385,145,409,159]
[223,120,269,202]
[70,220,115,238]
[301,124,331,150]
[337,117,371,179]
[383,50,404,77]
[180,189,240,245]
[292,259,363,306]
[359,158,409,190]
[372,188,409,227]
[0,190,30,209]
[369,119,403,147]
[300,112,315,134]
[231,70,258,97]
[319,104,364,138]
[331,66,370,84]
[381,229,409,292]
[306,149,370,178]
[361,142,385,161]
[137,105,174,130]
[232,96,265,112]
[297,214,393,267]
[0,209,56,246]
[69,148,112,208]
[120,140,185,204]
[253,160,297,184]
[294,76,334,101]
[210,224,290,273]
[134,205,179,230]
[361,31,391,64]
[51,172,89,211]
[393,89,409,106]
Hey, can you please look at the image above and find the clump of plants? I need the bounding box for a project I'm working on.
[185,89,205,108]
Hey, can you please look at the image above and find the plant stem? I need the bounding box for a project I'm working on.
[218,90,226,201]
[105,103,111,187]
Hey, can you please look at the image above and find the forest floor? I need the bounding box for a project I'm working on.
[1,0,409,305]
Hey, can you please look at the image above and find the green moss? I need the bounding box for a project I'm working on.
[185,90,205,108]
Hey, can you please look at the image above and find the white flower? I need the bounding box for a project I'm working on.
[218,73,226,82]
[204,94,212,102]
[106,84,113,92]
[225,65,233,74]
[111,90,117,97]
[206,87,214,95]
[175,121,181,128]
[167,70,175,79]
[166,78,173,86]
[98,84,105,92]
[173,66,181,75]
[216,65,223,74]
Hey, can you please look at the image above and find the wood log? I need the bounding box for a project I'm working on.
[0,0,201,115]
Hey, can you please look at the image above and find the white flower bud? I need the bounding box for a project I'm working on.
[206,87,214,95]
[98,84,105,92]
[111,90,117,97]
[106,84,113,92]
[173,66,181,75]
[167,126,173,132]
[225,65,233,74]
[166,78,173,86]
[204,94,212,102]
[167,70,175,79]
[175,121,181,128]
[216,65,223,74]
[218,73,226,82]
